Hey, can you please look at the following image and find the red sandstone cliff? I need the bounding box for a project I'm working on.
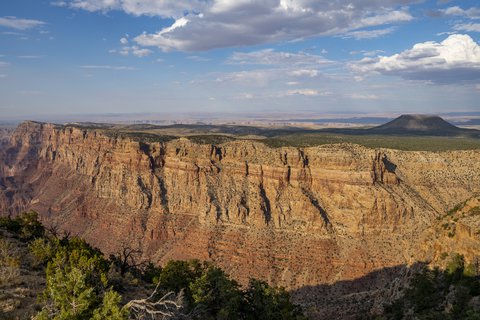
[1,121,480,316]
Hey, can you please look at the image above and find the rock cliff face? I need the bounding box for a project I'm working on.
[421,195,480,267]
[1,121,480,315]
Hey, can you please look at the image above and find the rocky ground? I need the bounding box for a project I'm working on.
[0,229,44,319]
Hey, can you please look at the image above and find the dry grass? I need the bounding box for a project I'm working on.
[0,231,44,319]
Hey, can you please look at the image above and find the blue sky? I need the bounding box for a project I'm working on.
[0,0,479,119]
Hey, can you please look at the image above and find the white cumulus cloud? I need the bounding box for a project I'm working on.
[350,34,480,84]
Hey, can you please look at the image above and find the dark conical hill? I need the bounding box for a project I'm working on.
[368,114,478,137]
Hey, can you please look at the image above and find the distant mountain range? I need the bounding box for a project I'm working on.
[2,111,480,128]
[7,114,479,141]
[63,114,480,139]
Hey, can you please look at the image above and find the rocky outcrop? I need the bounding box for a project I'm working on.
[421,195,480,267]
[1,121,480,317]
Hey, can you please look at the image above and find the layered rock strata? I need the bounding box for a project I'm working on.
[1,121,480,316]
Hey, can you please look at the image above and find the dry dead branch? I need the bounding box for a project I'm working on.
[125,283,189,320]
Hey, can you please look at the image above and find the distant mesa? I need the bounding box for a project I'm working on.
[368,114,478,137]
[374,115,457,132]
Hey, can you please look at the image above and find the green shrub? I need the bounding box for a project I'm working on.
[469,207,480,217]
[448,203,464,216]
[190,266,243,320]
[35,237,110,319]
[244,279,306,320]
[0,216,21,233]
[464,263,477,278]
[0,211,44,239]
[157,259,205,309]
[29,237,58,266]
[447,253,465,275]
[142,261,162,284]
[466,310,480,319]
[18,211,45,239]
[92,290,128,320]
[406,271,439,312]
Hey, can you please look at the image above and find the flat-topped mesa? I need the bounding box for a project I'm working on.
[1,121,480,295]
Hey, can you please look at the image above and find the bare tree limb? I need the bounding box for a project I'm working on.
[125,283,184,319]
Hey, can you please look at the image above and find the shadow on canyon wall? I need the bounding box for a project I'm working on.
[291,263,426,320]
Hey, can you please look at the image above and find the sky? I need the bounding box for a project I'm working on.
[0,0,479,119]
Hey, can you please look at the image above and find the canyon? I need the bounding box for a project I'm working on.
[1,121,480,318]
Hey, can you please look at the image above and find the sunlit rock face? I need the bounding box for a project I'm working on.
[1,121,479,296]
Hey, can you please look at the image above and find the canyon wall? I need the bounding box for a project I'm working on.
[1,121,480,316]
